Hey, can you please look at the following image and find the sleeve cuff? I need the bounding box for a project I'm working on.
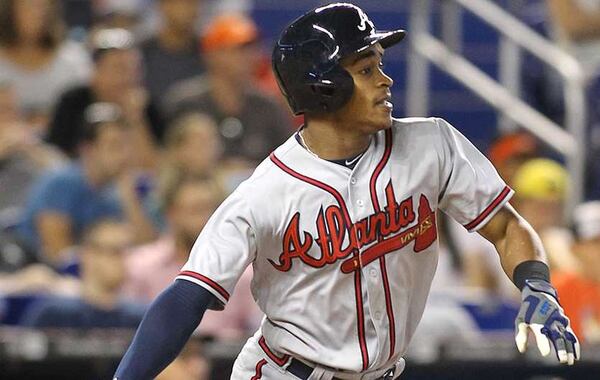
[176,271,230,306]
[463,186,514,232]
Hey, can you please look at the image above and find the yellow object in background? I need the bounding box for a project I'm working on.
[512,158,569,201]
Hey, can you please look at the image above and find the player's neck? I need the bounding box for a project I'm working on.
[301,119,371,160]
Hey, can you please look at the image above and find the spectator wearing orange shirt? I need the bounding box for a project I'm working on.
[553,201,600,343]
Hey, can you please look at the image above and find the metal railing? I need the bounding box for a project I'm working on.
[407,0,588,212]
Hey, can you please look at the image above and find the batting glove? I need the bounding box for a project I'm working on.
[514,279,580,365]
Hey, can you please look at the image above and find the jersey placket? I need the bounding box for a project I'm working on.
[346,129,395,369]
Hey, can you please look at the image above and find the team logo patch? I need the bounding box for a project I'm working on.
[269,181,437,272]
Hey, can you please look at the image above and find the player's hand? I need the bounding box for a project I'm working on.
[514,279,580,365]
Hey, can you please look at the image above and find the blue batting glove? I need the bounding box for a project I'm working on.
[515,279,580,365]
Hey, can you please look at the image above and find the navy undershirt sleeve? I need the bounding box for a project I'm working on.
[113,279,216,380]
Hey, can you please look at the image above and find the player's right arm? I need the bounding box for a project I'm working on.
[113,280,216,380]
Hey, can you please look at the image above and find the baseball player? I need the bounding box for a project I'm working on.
[114,3,579,379]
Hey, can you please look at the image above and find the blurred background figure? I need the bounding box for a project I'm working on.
[16,103,156,266]
[511,158,579,274]
[0,81,64,215]
[547,0,600,77]
[512,158,569,231]
[46,28,162,168]
[20,219,146,328]
[0,263,77,296]
[124,176,262,340]
[91,0,145,33]
[511,158,569,232]
[156,338,211,380]
[553,201,600,343]
[163,13,292,164]
[158,112,224,193]
[124,177,221,302]
[0,0,91,134]
[140,0,205,103]
[487,131,539,186]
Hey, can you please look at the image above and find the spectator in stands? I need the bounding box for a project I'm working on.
[140,0,204,103]
[46,28,163,168]
[0,0,91,129]
[157,338,211,380]
[17,103,157,266]
[0,263,78,295]
[21,219,146,328]
[511,158,579,273]
[487,131,538,185]
[163,112,221,179]
[546,0,600,200]
[123,176,262,340]
[0,81,64,214]
[553,201,600,343]
[547,0,600,77]
[163,13,292,163]
[512,158,568,232]
[91,0,144,33]
[158,112,228,200]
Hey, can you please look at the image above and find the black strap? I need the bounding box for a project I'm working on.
[286,358,316,379]
[286,358,395,380]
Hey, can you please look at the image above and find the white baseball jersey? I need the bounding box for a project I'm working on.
[178,117,513,375]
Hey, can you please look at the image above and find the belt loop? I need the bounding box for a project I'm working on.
[308,366,332,380]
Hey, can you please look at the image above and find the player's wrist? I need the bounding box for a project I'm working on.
[512,260,551,291]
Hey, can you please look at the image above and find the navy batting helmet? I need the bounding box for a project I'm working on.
[272,3,406,116]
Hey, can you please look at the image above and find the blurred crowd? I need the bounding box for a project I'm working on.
[0,0,599,378]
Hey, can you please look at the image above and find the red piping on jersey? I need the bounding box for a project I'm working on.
[178,270,230,301]
[270,153,369,371]
[368,128,396,360]
[463,186,512,231]
[258,336,290,366]
[251,359,267,380]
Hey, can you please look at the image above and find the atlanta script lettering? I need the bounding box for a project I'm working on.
[269,181,437,273]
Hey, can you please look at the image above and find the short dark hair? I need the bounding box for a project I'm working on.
[79,102,127,143]
[0,0,64,49]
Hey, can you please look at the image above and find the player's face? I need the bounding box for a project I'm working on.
[339,44,394,133]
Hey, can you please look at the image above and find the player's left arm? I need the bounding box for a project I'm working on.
[478,203,580,365]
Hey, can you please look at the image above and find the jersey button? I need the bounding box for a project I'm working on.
[357,200,364,207]
[350,178,357,185]
[374,312,382,320]
[369,268,377,278]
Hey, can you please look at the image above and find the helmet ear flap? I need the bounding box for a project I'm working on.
[273,39,354,115]
[309,66,354,113]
